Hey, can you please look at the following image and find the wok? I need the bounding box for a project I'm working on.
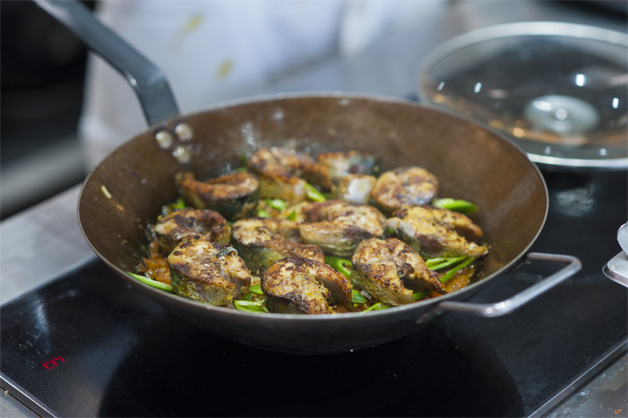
[38,0,580,353]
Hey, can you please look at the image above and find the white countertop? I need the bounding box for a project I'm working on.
[0,186,94,306]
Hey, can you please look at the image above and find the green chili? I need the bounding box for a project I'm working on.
[127,272,174,293]
[432,198,478,214]
[425,257,445,266]
[305,183,326,202]
[325,256,352,277]
[234,300,268,313]
[439,257,474,283]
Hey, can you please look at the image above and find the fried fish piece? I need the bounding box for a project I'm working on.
[387,205,488,258]
[168,238,251,305]
[247,147,331,200]
[317,150,379,179]
[154,207,230,254]
[351,238,445,306]
[177,171,259,221]
[231,218,324,274]
[299,200,386,257]
[330,174,376,205]
[371,166,439,213]
[261,256,351,314]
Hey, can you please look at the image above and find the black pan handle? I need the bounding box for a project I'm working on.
[34,0,180,126]
[420,252,581,321]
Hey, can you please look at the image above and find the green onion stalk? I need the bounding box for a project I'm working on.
[432,198,478,214]
[439,256,474,283]
[234,299,268,313]
[413,290,429,301]
[249,284,264,295]
[425,256,467,271]
[363,302,390,312]
[257,209,272,218]
[325,256,352,277]
[305,183,326,202]
[127,272,174,293]
[413,255,475,300]
[266,198,287,211]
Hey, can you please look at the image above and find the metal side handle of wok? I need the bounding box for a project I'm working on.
[424,252,581,321]
[34,0,179,126]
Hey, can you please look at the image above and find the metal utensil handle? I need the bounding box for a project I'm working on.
[34,0,180,126]
[436,252,581,317]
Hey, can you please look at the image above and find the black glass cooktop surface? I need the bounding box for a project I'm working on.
[1,170,627,417]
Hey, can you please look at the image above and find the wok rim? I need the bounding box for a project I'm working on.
[77,92,549,322]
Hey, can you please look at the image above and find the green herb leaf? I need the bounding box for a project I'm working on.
[234,299,268,313]
[266,198,287,210]
[250,284,264,295]
[439,257,475,283]
[432,198,478,214]
[127,272,174,293]
[287,210,297,221]
[325,256,352,277]
[305,183,326,202]
[351,289,367,304]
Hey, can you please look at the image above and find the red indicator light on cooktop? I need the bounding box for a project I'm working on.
[42,357,65,370]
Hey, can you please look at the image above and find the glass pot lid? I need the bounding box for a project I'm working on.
[418,22,628,170]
